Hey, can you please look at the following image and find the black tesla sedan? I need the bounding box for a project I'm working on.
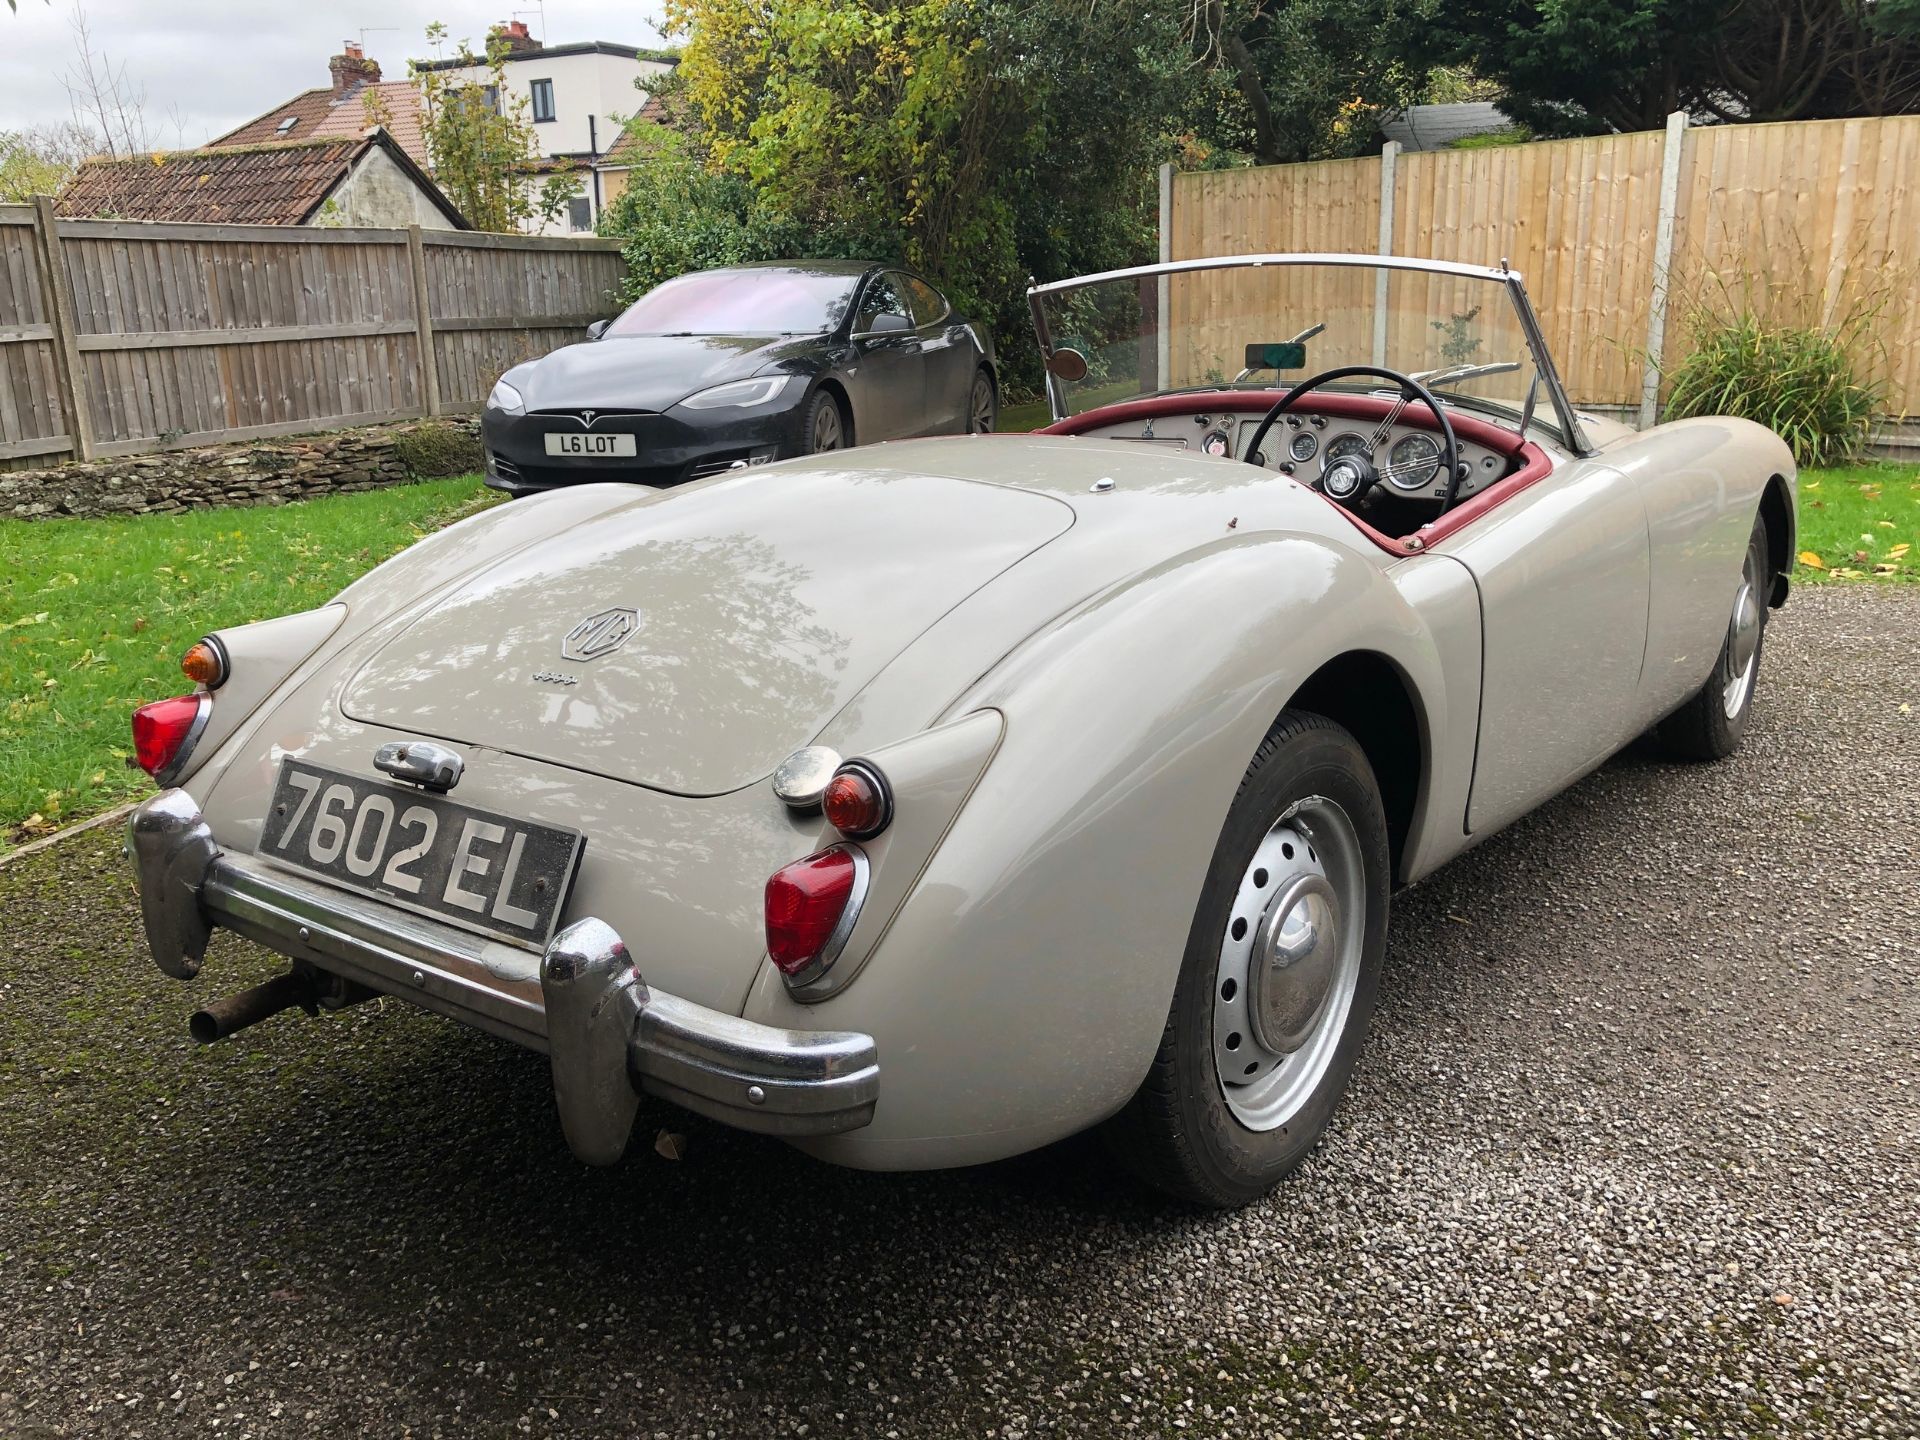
[481,260,998,494]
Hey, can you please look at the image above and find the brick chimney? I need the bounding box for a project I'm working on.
[490,19,541,54]
[328,42,381,98]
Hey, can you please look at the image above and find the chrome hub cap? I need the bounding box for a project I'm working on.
[1723,552,1763,718]
[1213,796,1364,1132]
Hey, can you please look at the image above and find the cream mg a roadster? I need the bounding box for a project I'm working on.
[128,255,1796,1207]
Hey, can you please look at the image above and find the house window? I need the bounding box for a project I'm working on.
[530,79,554,123]
[567,196,592,232]
[481,84,500,113]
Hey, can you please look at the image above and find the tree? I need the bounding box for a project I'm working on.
[1405,0,1920,135]
[644,0,1195,382]
[0,122,98,201]
[60,2,154,158]
[413,22,575,232]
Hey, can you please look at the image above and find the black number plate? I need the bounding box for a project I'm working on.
[257,761,586,950]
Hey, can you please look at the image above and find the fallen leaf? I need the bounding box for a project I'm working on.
[1798,550,1825,570]
[654,1129,686,1161]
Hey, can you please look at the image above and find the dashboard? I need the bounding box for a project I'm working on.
[1073,406,1515,504]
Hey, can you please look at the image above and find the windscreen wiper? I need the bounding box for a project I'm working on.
[1408,360,1522,388]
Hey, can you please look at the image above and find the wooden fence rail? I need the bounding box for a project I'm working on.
[1163,112,1920,443]
[0,204,626,469]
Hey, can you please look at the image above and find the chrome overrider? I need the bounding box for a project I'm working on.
[126,788,881,1164]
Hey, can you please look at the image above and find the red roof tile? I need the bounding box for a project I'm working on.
[212,81,429,169]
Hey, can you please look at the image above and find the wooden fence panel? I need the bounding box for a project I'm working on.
[0,216,625,466]
[1670,116,1920,415]
[424,233,625,411]
[1169,114,1918,424]
[0,205,70,468]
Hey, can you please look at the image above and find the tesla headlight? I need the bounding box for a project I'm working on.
[679,375,795,410]
[488,378,525,414]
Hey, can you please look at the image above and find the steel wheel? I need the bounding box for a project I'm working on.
[1722,541,1764,719]
[968,371,996,433]
[810,398,845,452]
[1211,795,1365,1132]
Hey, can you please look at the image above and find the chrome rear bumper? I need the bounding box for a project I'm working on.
[127,789,879,1163]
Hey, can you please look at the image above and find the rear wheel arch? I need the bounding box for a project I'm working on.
[1279,650,1426,883]
[1759,473,1794,607]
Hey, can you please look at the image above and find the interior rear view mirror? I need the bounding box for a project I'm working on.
[1244,342,1306,372]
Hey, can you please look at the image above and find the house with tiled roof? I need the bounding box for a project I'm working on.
[56,130,467,230]
[596,94,684,210]
[413,21,675,235]
[211,43,430,168]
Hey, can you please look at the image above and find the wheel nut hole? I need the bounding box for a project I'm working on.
[1226,1031,1242,1050]
[1220,978,1237,1001]
[1253,868,1269,888]
[1243,1062,1258,1076]
[1230,917,1248,941]
[1281,842,1294,860]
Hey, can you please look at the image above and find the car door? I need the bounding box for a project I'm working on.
[900,272,972,432]
[1437,453,1653,836]
[846,274,927,442]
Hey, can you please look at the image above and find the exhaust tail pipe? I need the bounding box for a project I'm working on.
[189,972,317,1044]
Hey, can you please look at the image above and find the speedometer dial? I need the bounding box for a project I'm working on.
[1387,434,1442,491]
[1288,431,1318,462]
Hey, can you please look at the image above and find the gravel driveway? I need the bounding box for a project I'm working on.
[2,586,1915,1439]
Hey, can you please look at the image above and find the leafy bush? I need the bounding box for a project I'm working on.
[1658,238,1904,470]
[1664,314,1882,467]
[393,421,484,478]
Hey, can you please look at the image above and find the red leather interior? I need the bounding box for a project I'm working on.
[1038,390,1555,555]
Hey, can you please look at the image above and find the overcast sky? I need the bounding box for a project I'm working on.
[1,0,670,144]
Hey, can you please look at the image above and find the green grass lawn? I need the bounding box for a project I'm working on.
[1793,461,1920,582]
[1,478,497,843]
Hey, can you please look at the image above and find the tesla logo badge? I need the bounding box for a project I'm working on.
[561,607,639,662]
[579,410,598,428]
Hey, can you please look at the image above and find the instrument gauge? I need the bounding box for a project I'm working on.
[1324,433,1371,464]
[1201,428,1233,457]
[1288,431,1318,463]
[1387,434,1442,491]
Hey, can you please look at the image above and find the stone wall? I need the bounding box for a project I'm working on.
[0,418,482,521]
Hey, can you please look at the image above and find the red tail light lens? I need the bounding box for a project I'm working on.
[764,846,865,976]
[822,762,891,839]
[131,694,206,781]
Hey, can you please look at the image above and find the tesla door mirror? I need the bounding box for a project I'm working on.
[586,319,611,341]
[857,312,913,340]
[1046,347,1090,382]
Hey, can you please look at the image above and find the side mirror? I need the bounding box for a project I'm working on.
[586,319,611,341]
[1046,348,1090,382]
[858,311,913,339]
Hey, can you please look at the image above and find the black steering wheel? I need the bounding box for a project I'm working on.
[1242,365,1466,514]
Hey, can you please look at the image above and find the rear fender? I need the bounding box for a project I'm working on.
[744,531,1454,1168]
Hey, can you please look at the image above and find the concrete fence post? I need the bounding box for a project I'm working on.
[1373,141,1399,367]
[1156,162,1172,391]
[1640,110,1691,429]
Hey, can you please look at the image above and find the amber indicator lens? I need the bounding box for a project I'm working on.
[822,765,890,838]
[180,639,226,688]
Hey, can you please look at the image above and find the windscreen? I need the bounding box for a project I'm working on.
[1039,261,1557,443]
[609,269,861,337]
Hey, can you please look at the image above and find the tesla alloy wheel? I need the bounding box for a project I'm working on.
[968,369,997,433]
[804,389,847,454]
[1104,710,1390,1208]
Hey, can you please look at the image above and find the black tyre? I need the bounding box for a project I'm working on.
[803,389,849,454]
[967,368,997,433]
[1103,710,1391,1208]
[1656,512,1770,761]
